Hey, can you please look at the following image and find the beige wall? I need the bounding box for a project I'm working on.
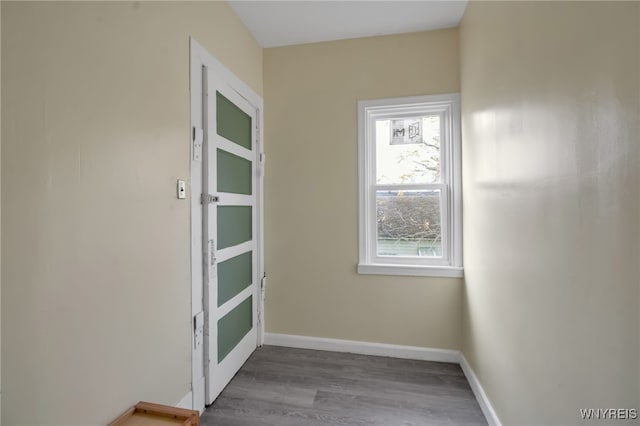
[460,2,639,424]
[263,30,463,350]
[0,2,2,421]
[1,2,261,425]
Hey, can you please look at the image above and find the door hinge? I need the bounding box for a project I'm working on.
[201,193,219,204]
[192,127,203,162]
[194,311,204,349]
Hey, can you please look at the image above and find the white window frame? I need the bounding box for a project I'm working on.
[357,93,463,278]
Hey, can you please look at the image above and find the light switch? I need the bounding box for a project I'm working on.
[177,179,186,199]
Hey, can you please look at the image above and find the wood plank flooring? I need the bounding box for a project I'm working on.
[201,345,487,426]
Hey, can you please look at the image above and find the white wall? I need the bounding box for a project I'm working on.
[460,2,640,424]
[1,2,261,424]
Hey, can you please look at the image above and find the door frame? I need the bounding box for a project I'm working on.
[189,37,265,413]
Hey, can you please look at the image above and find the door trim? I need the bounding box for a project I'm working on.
[189,37,265,413]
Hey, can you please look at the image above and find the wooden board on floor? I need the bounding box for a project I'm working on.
[110,401,199,426]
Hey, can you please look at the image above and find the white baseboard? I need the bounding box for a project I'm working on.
[264,332,461,363]
[175,391,193,410]
[459,354,502,426]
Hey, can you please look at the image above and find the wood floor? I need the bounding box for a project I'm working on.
[201,345,488,426]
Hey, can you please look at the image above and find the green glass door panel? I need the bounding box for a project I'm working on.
[218,251,252,307]
[217,206,252,250]
[217,149,252,195]
[218,295,253,363]
[216,91,252,150]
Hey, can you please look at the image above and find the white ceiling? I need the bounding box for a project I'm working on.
[228,1,468,48]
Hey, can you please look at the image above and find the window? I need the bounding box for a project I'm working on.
[358,94,463,278]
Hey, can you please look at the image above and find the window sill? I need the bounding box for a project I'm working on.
[357,263,464,278]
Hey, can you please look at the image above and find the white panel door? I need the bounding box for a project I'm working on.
[203,71,259,404]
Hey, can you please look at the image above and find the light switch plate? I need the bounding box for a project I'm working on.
[177,179,186,199]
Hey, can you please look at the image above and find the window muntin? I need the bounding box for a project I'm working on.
[358,94,462,277]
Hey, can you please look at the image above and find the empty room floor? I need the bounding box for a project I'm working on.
[201,346,487,426]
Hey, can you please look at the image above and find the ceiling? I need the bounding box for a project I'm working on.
[228,1,468,48]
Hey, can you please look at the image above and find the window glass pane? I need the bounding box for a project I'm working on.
[376,116,441,184]
[218,251,252,307]
[217,91,252,150]
[217,206,252,250]
[376,189,442,257]
[217,295,252,363]
[217,149,252,195]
